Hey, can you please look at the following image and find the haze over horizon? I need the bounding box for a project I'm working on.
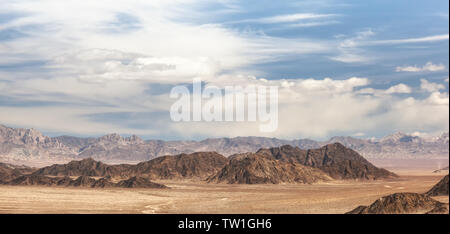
[0,0,449,141]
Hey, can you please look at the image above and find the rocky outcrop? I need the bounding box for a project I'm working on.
[2,174,167,189]
[129,152,228,180]
[426,175,449,196]
[32,152,228,180]
[257,143,397,180]
[32,158,133,178]
[116,176,167,188]
[6,175,60,186]
[208,153,331,184]
[0,163,35,182]
[346,193,448,214]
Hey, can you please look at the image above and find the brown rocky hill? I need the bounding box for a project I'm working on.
[346,193,448,214]
[208,153,332,184]
[257,143,397,180]
[2,174,167,189]
[32,152,228,180]
[129,152,228,180]
[5,175,60,186]
[0,163,35,182]
[32,158,133,178]
[426,175,449,196]
[116,176,167,188]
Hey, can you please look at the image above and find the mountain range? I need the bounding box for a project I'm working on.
[1,143,397,186]
[0,124,448,166]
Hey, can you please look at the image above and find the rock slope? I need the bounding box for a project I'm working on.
[208,153,332,184]
[2,174,167,189]
[0,163,35,181]
[426,175,449,196]
[257,143,397,180]
[346,193,448,214]
[32,152,228,180]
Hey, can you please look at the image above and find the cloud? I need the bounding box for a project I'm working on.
[370,34,449,45]
[1,74,448,139]
[0,1,448,139]
[385,84,412,94]
[420,79,446,92]
[287,20,340,28]
[329,29,375,63]
[0,0,334,79]
[249,13,337,24]
[330,31,449,64]
[358,83,412,96]
[396,62,446,72]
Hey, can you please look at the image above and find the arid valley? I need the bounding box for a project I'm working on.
[0,165,448,214]
[1,125,448,214]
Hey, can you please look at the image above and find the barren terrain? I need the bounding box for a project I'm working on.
[0,169,447,214]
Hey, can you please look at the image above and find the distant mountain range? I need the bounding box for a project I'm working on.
[0,124,448,166]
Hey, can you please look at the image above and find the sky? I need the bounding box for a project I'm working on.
[0,0,448,140]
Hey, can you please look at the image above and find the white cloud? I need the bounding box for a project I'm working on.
[330,29,375,63]
[252,13,337,24]
[358,84,412,96]
[396,62,446,72]
[385,84,412,94]
[420,79,446,92]
[288,20,340,28]
[0,0,334,82]
[330,32,449,64]
[0,1,448,139]
[1,74,448,139]
[370,34,449,45]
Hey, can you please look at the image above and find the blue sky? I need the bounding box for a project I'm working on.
[0,0,448,140]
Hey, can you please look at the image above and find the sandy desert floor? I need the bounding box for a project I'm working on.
[0,169,448,214]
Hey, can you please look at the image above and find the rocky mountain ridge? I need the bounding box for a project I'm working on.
[2,144,396,185]
[1,124,448,166]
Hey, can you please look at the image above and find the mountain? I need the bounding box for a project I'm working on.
[32,152,228,180]
[129,152,228,180]
[325,132,449,160]
[346,193,448,214]
[208,153,332,184]
[2,174,167,189]
[0,162,35,181]
[426,175,449,196]
[32,158,133,178]
[6,143,394,185]
[1,124,448,166]
[116,176,167,188]
[256,143,397,180]
[5,175,61,186]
